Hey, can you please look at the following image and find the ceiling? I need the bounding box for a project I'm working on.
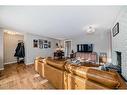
[0,6,123,40]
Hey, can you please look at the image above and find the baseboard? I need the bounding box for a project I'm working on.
[4,61,34,65]
[0,68,4,70]
[4,61,17,65]
[25,62,34,65]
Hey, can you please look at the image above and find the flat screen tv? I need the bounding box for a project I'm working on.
[77,44,93,52]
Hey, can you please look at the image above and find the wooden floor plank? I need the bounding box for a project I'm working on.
[0,63,54,89]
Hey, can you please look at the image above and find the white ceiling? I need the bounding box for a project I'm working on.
[0,6,123,40]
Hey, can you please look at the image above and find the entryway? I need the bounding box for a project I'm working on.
[3,30,25,65]
[64,40,72,58]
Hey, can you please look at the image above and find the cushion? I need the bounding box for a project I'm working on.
[46,58,66,70]
[64,64,120,88]
[67,73,109,89]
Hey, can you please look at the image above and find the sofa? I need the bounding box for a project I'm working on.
[34,57,45,78]
[35,57,127,89]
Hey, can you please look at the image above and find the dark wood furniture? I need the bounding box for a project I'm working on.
[70,53,76,58]
[54,51,64,59]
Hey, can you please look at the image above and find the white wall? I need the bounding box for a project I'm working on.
[0,29,4,70]
[70,29,111,63]
[111,7,127,80]
[4,33,24,64]
[24,33,59,64]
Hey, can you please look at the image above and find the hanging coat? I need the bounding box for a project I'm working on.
[14,42,25,58]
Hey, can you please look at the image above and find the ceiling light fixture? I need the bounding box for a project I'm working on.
[86,26,95,33]
[83,25,97,34]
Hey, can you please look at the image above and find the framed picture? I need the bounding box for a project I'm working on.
[44,44,48,48]
[112,22,119,37]
[48,41,51,48]
[33,39,38,48]
[39,39,43,49]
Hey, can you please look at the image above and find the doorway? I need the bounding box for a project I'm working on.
[3,31,25,65]
[64,40,72,58]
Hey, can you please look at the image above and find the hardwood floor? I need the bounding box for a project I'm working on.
[0,63,54,89]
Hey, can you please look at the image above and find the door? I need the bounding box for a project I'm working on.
[65,41,71,58]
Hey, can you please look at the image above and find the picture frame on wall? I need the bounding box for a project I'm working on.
[33,39,51,49]
[44,44,48,48]
[48,41,51,48]
[112,22,119,37]
[43,40,48,48]
[39,39,43,49]
[33,39,38,48]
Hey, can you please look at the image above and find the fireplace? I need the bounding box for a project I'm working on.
[115,51,127,81]
[116,51,122,74]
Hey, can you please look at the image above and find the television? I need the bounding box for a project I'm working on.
[77,44,93,52]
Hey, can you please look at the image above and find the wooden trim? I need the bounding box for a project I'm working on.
[0,68,4,70]
[4,61,17,65]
